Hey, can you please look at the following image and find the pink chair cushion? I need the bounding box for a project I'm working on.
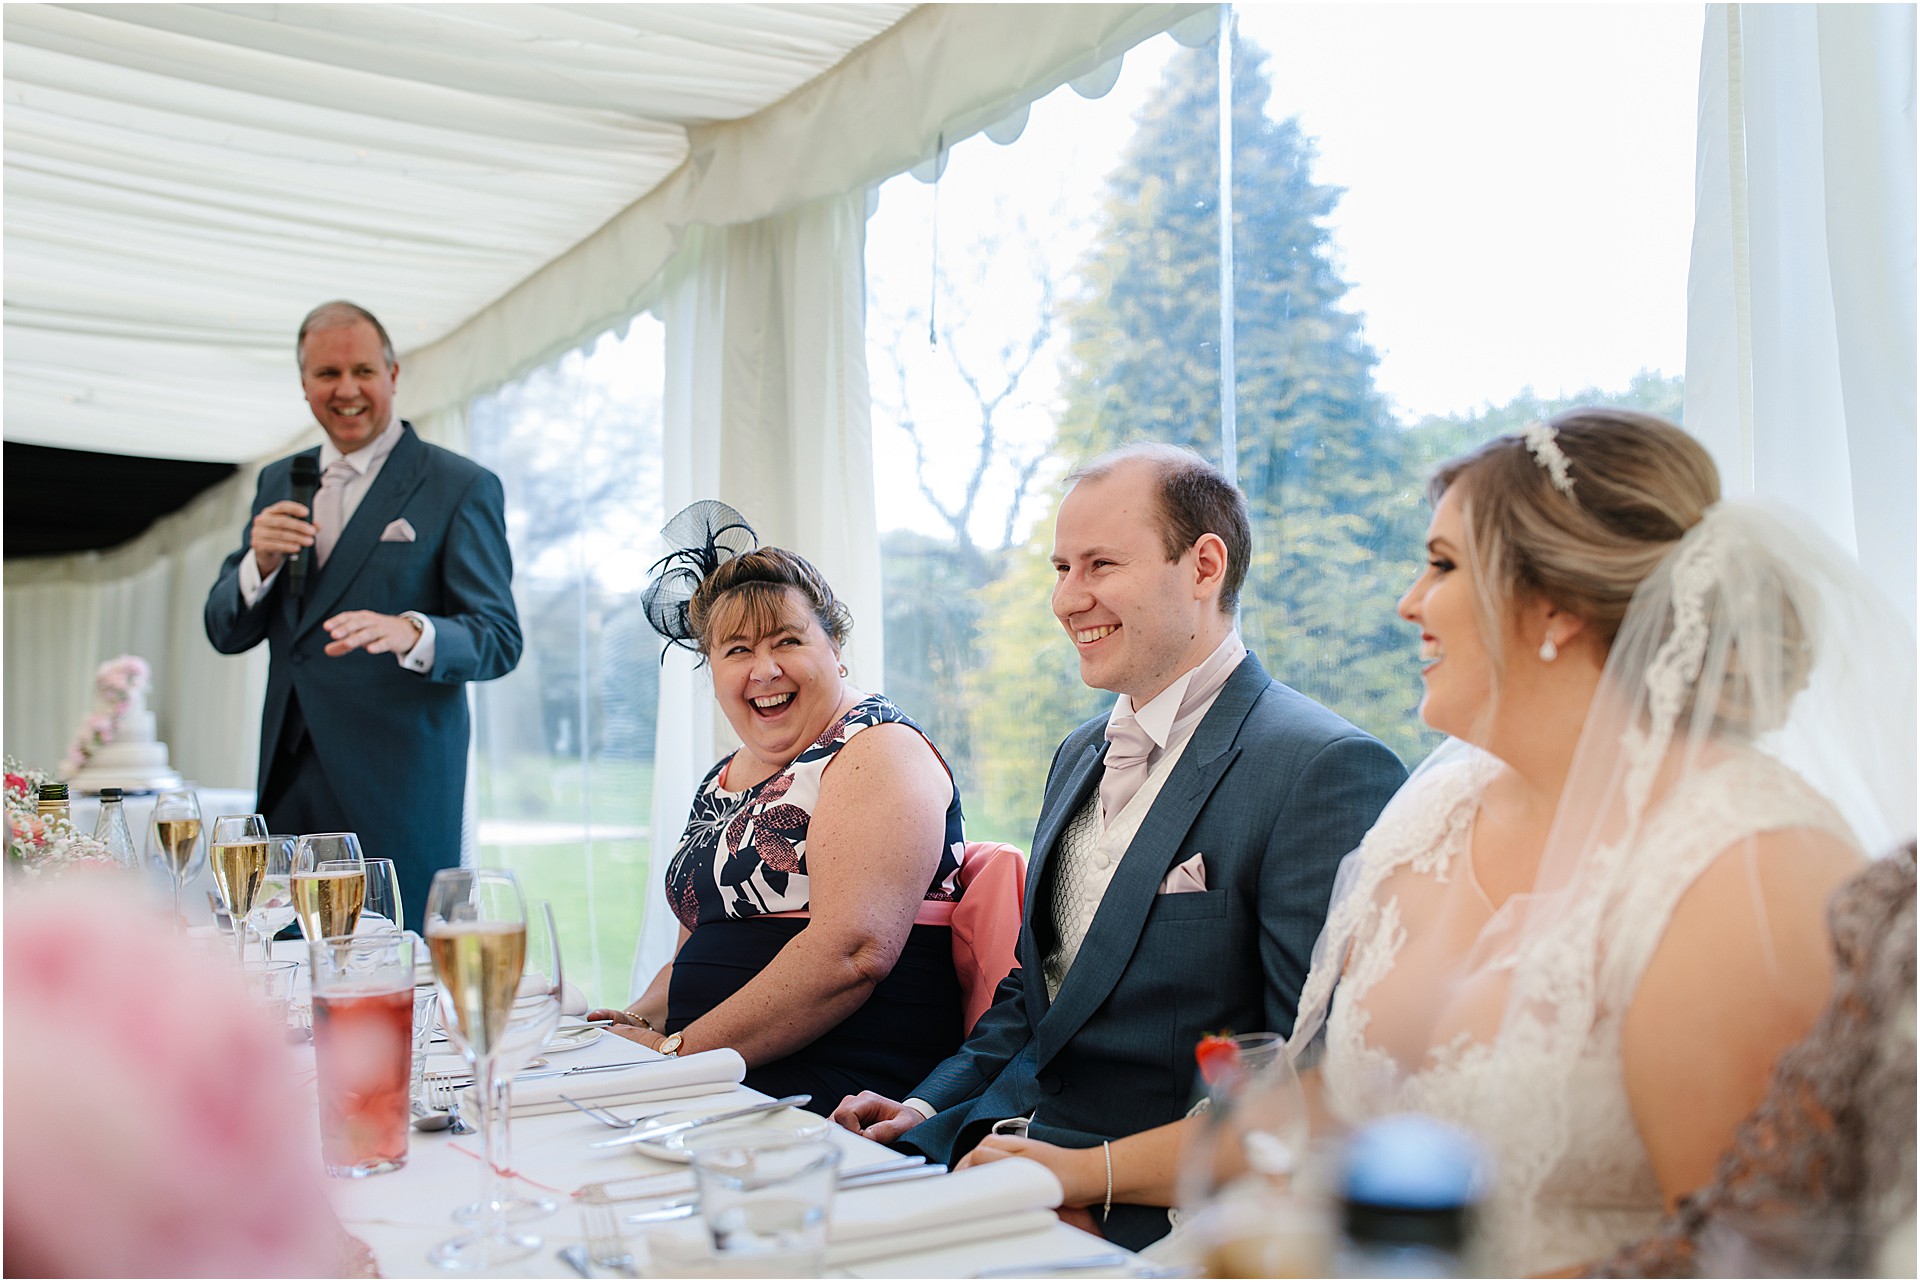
[948,841,1026,1034]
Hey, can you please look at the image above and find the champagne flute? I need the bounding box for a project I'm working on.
[146,786,203,929]
[208,813,269,967]
[248,835,299,965]
[360,857,404,936]
[1174,1042,1320,1277]
[292,833,367,943]
[426,868,535,1270]
[455,899,563,1226]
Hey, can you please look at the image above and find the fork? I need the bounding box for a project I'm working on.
[557,1094,679,1129]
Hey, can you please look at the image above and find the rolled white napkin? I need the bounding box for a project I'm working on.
[466,1048,747,1117]
[826,1158,1064,1264]
[639,1156,1065,1269]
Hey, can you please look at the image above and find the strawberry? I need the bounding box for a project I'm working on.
[1194,1031,1241,1086]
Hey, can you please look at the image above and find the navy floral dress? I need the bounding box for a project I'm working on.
[663,694,966,1110]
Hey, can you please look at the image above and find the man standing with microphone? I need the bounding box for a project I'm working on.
[205,301,522,932]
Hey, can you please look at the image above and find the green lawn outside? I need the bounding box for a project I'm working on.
[482,837,652,1008]
[477,758,660,1008]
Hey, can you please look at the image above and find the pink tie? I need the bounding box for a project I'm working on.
[311,459,356,568]
[1099,712,1156,824]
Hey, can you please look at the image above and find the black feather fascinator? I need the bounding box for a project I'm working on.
[642,500,759,653]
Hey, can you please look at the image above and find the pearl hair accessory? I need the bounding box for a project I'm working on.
[1523,421,1578,499]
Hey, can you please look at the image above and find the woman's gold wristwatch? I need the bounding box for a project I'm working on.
[656,1031,683,1058]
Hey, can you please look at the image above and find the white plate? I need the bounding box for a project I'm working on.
[630,1107,830,1163]
[544,1024,604,1054]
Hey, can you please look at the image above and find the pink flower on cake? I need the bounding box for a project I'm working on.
[61,654,154,777]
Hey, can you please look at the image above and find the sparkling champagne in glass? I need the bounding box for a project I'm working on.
[292,833,367,942]
[146,786,203,929]
[426,868,535,1270]
[454,900,563,1226]
[208,813,269,967]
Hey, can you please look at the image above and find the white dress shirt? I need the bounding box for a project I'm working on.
[239,420,435,672]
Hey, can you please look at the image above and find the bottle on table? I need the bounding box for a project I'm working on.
[1335,1113,1487,1277]
[92,787,138,868]
[35,781,71,827]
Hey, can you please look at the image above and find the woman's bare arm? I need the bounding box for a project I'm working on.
[600,721,952,1064]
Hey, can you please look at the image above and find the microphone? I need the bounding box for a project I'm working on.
[286,454,320,600]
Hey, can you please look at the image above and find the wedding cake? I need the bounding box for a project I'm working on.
[63,656,183,793]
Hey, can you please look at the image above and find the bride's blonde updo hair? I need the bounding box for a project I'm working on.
[1430,408,1720,674]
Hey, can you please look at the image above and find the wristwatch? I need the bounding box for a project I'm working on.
[656,1031,683,1058]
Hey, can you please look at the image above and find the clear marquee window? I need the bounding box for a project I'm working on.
[866,6,1697,844]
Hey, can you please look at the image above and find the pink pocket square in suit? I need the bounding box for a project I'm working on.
[1159,852,1208,894]
[380,518,417,543]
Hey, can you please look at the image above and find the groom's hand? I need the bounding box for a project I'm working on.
[831,1091,927,1144]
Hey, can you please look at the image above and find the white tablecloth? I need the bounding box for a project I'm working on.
[278,942,1142,1278]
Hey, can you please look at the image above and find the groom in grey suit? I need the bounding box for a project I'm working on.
[834,443,1404,1250]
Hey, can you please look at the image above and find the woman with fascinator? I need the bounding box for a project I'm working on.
[586,502,968,1109]
[959,411,1914,1273]
[1278,409,1916,1272]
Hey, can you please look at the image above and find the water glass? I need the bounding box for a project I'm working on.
[309,932,414,1178]
[691,1138,840,1275]
[242,959,300,1028]
[361,857,404,935]
[248,835,298,964]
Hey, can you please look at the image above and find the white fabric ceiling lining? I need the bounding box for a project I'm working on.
[403,2,1210,429]
[4,2,917,462]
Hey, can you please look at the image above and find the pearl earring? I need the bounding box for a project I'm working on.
[1538,634,1559,663]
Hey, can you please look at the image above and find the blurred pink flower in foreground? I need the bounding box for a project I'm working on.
[5,876,352,1277]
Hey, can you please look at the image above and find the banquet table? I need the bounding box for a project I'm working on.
[276,942,1145,1279]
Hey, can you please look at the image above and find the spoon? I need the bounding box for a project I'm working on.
[411,1111,456,1132]
[557,1245,593,1277]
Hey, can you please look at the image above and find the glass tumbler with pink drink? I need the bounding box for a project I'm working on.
[309,932,414,1177]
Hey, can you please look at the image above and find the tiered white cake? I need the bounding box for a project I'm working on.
[66,682,183,794]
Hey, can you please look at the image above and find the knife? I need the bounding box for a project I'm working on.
[579,1153,927,1204]
[619,1162,950,1223]
[433,1059,657,1089]
[590,1094,811,1148]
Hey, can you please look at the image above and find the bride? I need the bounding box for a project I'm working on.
[959,410,1914,1273]
[1284,408,1915,1273]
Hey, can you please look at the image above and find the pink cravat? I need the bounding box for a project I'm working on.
[311,458,357,568]
[1099,711,1157,824]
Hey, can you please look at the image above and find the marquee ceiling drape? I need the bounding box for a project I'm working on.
[4,3,1204,468]
[3,2,915,462]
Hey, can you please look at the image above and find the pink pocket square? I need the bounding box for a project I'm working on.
[1159,852,1208,894]
[380,518,417,543]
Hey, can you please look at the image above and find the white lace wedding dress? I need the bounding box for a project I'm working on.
[1306,746,1857,1275]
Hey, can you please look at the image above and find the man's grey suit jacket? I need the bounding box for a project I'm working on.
[204,424,521,931]
[899,651,1405,1249]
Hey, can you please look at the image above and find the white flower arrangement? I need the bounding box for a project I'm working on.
[60,655,151,777]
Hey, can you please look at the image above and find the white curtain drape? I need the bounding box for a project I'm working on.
[1687,2,1917,623]
[3,467,267,788]
[633,191,876,992]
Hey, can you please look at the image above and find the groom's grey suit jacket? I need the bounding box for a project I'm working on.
[899,652,1404,1250]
